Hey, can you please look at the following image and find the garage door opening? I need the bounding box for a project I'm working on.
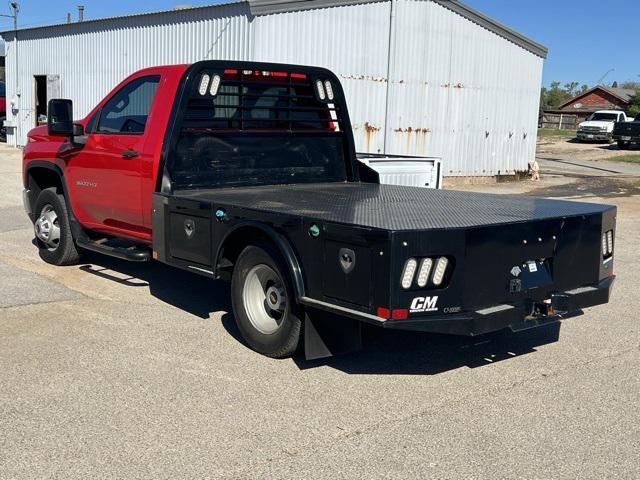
[34,75,47,126]
[33,74,61,127]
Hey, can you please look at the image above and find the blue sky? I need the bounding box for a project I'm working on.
[0,0,637,87]
[462,0,639,87]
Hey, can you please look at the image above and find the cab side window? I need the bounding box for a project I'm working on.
[96,76,160,134]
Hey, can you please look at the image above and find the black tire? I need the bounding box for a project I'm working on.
[618,140,631,150]
[33,188,81,266]
[231,243,302,358]
[0,116,6,143]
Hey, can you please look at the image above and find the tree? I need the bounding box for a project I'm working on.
[628,91,640,118]
[540,81,583,109]
[620,81,640,90]
[564,82,580,96]
[540,82,596,110]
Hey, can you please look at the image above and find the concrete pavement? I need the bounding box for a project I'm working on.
[1,144,639,479]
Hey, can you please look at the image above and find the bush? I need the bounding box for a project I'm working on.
[629,90,640,118]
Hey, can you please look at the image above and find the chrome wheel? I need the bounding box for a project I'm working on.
[34,204,61,251]
[242,264,287,335]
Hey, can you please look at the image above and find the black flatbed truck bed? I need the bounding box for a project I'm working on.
[153,182,616,358]
[173,182,613,230]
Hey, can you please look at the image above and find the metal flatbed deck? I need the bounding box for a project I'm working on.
[174,183,614,231]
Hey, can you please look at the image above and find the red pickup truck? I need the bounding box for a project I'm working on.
[22,61,616,359]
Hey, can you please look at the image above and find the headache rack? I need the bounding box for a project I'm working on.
[181,69,345,133]
[163,62,358,191]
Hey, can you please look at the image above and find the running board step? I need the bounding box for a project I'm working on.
[76,237,151,262]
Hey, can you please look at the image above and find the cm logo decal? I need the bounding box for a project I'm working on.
[410,296,439,313]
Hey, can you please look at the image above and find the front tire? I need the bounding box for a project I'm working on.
[33,188,81,266]
[618,140,631,150]
[231,244,302,358]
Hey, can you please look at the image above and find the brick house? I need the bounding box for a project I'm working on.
[560,85,635,121]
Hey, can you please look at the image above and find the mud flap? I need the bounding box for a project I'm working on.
[304,312,362,360]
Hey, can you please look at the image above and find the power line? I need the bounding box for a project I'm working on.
[16,17,68,28]
[0,16,68,29]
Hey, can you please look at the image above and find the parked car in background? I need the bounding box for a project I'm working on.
[0,81,6,142]
[613,116,640,150]
[576,110,628,142]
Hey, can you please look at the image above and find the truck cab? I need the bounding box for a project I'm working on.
[613,115,640,150]
[22,61,616,360]
[577,110,628,142]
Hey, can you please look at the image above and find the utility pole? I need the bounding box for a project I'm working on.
[1,3,19,145]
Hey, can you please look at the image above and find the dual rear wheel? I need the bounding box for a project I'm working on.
[231,244,302,358]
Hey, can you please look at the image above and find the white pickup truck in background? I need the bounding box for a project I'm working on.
[577,110,630,142]
[357,154,443,189]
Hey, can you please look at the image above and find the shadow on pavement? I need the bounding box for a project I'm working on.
[598,143,640,151]
[293,322,560,375]
[78,252,561,376]
[566,138,610,145]
[79,251,231,319]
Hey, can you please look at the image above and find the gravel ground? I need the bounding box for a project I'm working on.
[536,135,640,162]
[1,144,639,479]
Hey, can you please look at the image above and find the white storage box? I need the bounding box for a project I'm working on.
[357,154,443,189]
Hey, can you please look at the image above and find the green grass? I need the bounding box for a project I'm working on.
[537,128,576,140]
[606,154,640,164]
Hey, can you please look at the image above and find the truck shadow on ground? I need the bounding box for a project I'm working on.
[79,252,560,376]
[78,252,232,319]
[292,324,560,375]
[597,143,640,151]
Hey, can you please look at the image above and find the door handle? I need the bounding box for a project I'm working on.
[122,149,139,159]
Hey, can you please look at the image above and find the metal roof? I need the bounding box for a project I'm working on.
[1,0,547,59]
[0,1,241,36]
[249,0,548,58]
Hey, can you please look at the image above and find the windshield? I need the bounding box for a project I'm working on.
[587,113,619,121]
[169,69,348,190]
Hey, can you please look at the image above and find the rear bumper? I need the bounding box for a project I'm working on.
[577,131,611,141]
[613,135,639,142]
[383,276,615,336]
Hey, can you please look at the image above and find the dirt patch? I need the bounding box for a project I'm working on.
[527,177,640,199]
[537,137,639,162]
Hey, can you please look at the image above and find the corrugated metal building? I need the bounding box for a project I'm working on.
[1,0,547,177]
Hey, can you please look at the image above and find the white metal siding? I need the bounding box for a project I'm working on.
[386,0,543,176]
[251,1,391,155]
[3,0,543,177]
[3,2,252,146]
